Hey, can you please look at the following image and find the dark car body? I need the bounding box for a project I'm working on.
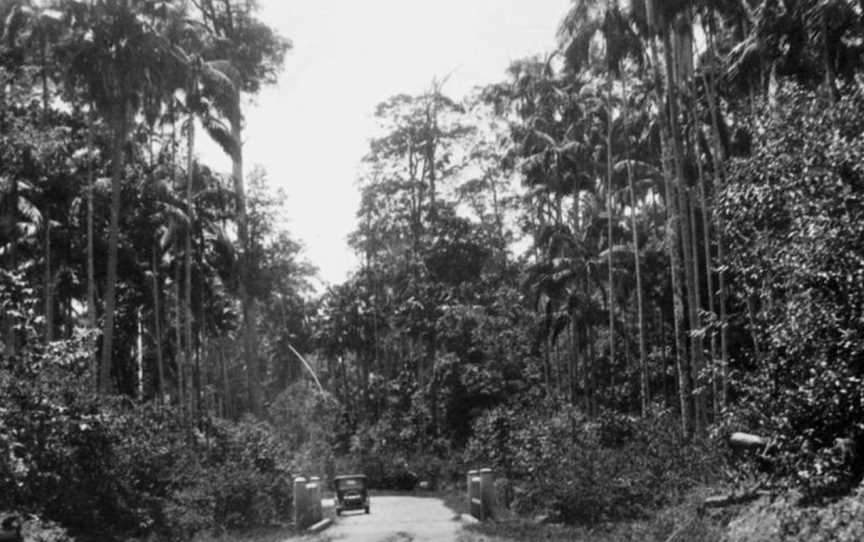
[334,474,369,515]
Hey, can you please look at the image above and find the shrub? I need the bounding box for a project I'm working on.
[0,338,295,541]
[465,402,721,524]
[719,84,864,492]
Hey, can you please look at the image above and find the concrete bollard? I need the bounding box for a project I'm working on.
[467,469,483,520]
[479,468,494,520]
[293,476,309,528]
[466,468,496,521]
[309,476,323,523]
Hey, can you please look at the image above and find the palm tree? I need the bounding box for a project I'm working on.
[60,0,184,392]
[559,0,649,413]
[640,0,695,434]
[191,0,290,414]
[1,0,41,353]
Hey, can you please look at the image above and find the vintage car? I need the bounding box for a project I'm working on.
[334,474,369,515]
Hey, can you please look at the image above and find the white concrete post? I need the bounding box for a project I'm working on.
[468,469,482,520]
[479,468,494,520]
[309,476,322,523]
[293,476,308,528]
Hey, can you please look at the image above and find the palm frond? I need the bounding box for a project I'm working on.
[202,114,239,162]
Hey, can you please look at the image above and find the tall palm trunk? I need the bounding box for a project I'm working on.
[100,101,128,393]
[42,42,53,342]
[169,103,185,413]
[230,107,261,415]
[136,307,143,401]
[151,249,165,405]
[197,229,206,416]
[569,317,578,405]
[821,15,837,104]
[43,213,53,341]
[185,107,196,418]
[686,182,704,410]
[619,72,649,415]
[690,96,719,418]
[174,265,185,414]
[702,18,730,406]
[624,124,649,415]
[718,221,729,404]
[606,76,615,374]
[87,107,97,388]
[649,31,692,436]
[662,27,705,436]
[425,92,439,223]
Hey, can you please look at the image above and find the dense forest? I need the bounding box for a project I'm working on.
[2,0,864,540]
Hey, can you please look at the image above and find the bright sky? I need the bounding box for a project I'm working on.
[202,0,571,289]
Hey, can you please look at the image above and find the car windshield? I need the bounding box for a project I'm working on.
[337,478,363,490]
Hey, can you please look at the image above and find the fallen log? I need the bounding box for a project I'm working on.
[729,432,768,450]
[703,489,771,509]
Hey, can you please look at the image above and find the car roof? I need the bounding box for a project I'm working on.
[334,474,366,480]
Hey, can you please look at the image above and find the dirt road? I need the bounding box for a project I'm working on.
[317,495,466,542]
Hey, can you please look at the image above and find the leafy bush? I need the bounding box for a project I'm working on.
[465,402,721,524]
[161,416,294,539]
[727,488,864,542]
[269,383,340,482]
[0,337,294,541]
[336,410,468,490]
[719,84,864,491]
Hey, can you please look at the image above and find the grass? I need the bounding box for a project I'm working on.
[190,525,300,542]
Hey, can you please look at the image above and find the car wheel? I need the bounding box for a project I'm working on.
[336,509,341,516]
[365,506,370,514]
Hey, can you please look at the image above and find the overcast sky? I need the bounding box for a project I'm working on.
[201,0,571,288]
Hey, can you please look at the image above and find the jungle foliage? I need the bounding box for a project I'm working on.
[4,0,864,539]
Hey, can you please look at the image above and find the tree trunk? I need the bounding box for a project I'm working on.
[650,35,692,436]
[690,99,719,419]
[185,109,196,418]
[606,77,616,376]
[44,212,53,341]
[702,22,730,407]
[197,228,207,416]
[42,41,53,342]
[662,29,704,436]
[822,14,837,104]
[587,321,597,417]
[569,316,578,405]
[718,223,729,405]
[622,75,649,416]
[174,266,185,415]
[686,183,705,421]
[87,107,98,389]
[230,108,261,416]
[136,307,144,401]
[100,101,128,394]
[627,156,649,416]
[220,340,230,418]
[151,249,165,405]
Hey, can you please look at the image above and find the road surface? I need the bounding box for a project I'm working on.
[317,495,466,542]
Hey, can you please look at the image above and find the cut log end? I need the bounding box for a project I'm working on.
[729,432,767,450]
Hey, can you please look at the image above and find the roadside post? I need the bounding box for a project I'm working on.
[466,468,496,521]
[293,475,326,529]
[309,476,323,523]
[479,468,494,519]
[467,469,484,520]
[293,476,309,528]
